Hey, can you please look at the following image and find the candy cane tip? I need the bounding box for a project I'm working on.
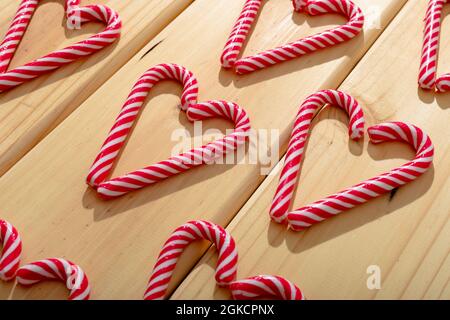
[179,103,189,111]
[435,79,450,92]
[366,125,385,143]
[0,273,14,281]
[85,180,98,189]
[235,66,250,75]
[418,82,433,90]
[350,128,364,140]
[270,214,287,225]
[221,60,235,69]
[287,223,305,232]
[217,281,230,288]
[292,0,307,12]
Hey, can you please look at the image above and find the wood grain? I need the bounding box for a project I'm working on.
[0,0,406,299]
[173,0,450,300]
[0,0,193,176]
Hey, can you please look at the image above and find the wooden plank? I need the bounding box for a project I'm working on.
[173,0,450,300]
[0,0,193,176]
[0,0,406,299]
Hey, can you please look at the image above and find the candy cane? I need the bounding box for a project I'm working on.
[0,0,121,93]
[221,0,364,74]
[270,90,365,224]
[230,275,305,300]
[288,122,434,231]
[87,64,251,200]
[0,220,22,281]
[418,0,450,92]
[144,220,238,300]
[16,258,90,300]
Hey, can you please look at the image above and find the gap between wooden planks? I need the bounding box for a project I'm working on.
[0,0,194,177]
[173,0,450,300]
[0,0,406,299]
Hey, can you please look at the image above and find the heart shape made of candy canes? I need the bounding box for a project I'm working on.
[0,219,22,281]
[0,0,121,93]
[270,90,365,223]
[419,0,450,92]
[145,220,304,300]
[221,0,364,74]
[287,122,434,231]
[86,64,251,200]
[269,91,434,230]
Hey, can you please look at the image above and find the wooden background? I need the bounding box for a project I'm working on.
[0,0,448,299]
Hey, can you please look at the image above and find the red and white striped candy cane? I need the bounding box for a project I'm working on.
[16,258,90,300]
[144,220,238,300]
[270,90,365,224]
[221,0,364,74]
[0,0,121,93]
[87,64,251,200]
[0,219,22,281]
[288,122,435,231]
[419,0,450,92]
[230,275,305,300]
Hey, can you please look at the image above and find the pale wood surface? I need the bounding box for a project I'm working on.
[0,0,193,176]
[173,0,450,300]
[0,0,408,299]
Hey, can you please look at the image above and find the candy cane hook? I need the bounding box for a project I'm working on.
[16,258,91,300]
[270,90,365,224]
[230,275,305,300]
[144,220,238,300]
[288,122,434,231]
[0,219,22,281]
